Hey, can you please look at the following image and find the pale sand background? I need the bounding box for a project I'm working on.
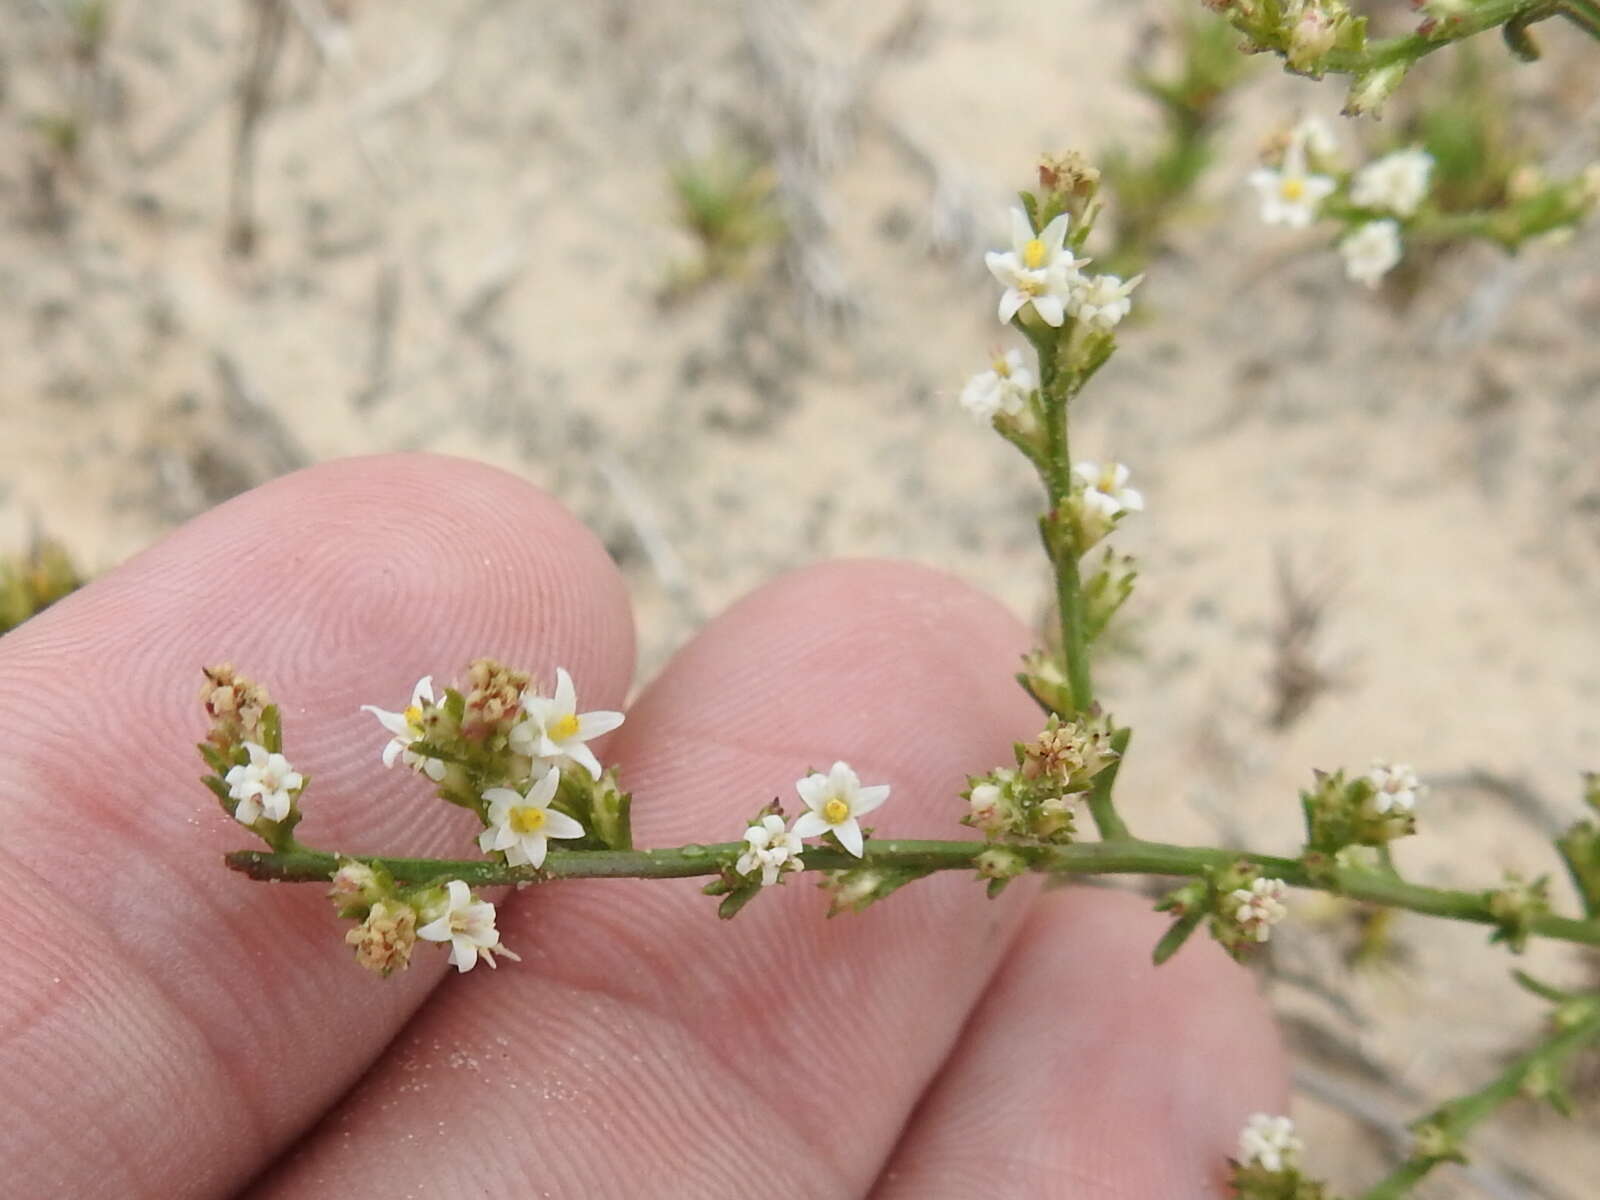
[4,1,1599,1194]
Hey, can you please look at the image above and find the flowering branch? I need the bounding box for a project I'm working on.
[224,834,1600,947]
[1357,987,1600,1199]
[1204,0,1597,116]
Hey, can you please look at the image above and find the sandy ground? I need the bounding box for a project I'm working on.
[4,1,1600,1194]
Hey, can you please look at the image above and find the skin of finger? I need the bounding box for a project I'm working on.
[873,888,1291,1199]
[252,559,1046,1199]
[0,454,634,1198]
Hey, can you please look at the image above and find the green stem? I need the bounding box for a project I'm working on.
[227,836,1600,947]
[1317,0,1556,75]
[1359,1001,1600,1198]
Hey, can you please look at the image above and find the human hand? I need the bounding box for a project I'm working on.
[0,455,1285,1197]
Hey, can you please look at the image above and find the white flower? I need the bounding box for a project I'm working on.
[1351,147,1433,217]
[791,761,891,857]
[225,742,303,824]
[509,667,625,780]
[735,813,805,886]
[1072,460,1144,520]
[479,766,586,868]
[1340,219,1402,288]
[984,207,1085,327]
[959,348,1034,423]
[1248,140,1336,228]
[1366,761,1425,815]
[361,676,447,782]
[1228,877,1289,943]
[1238,1113,1303,1172]
[417,880,518,972]
[1070,273,1142,331]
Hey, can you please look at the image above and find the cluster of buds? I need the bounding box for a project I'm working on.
[963,715,1117,844]
[1229,1113,1330,1198]
[1299,763,1422,863]
[197,665,304,846]
[1485,872,1552,954]
[331,860,515,976]
[1157,862,1291,963]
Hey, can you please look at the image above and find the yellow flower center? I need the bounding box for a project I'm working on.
[1279,176,1306,202]
[992,356,1012,378]
[509,806,548,834]
[403,704,423,726]
[1022,238,1047,269]
[822,796,851,824]
[549,713,580,740]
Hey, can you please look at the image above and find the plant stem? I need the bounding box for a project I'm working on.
[227,836,1600,947]
[1359,1000,1600,1199]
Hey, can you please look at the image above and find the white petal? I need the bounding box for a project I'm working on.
[791,811,829,839]
[417,916,451,943]
[1039,212,1070,253]
[362,706,413,738]
[553,667,577,716]
[853,784,890,816]
[528,766,561,807]
[450,938,478,972]
[411,675,435,707]
[542,809,586,840]
[503,841,531,867]
[834,819,865,857]
[1008,206,1033,251]
[828,761,859,789]
[482,788,520,810]
[234,795,261,826]
[567,742,603,780]
[522,834,550,869]
[423,757,447,781]
[576,710,625,739]
[444,879,471,908]
[478,826,498,853]
[795,772,831,811]
[1032,292,1065,327]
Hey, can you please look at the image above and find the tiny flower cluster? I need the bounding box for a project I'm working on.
[959,198,1141,428]
[1301,763,1424,856]
[360,663,627,870]
[1157,862,1292,962]
[729,762,891,891]
[964,715,1118,845]
[331,860,516,976]
[1249,116,1600,288]
[1229,1113,1330,1198]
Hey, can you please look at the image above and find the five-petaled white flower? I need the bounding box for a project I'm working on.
[1238,1113,1303,1172]
[736,814,805,886]
[1340,219,1402,288]
[985,207,1085,327]
[1072,460,1144,520]
[1070,273,1143,331]
[361,676,447,781]
[225,742,303,824]
[792,761,891,857]
[1351,147,1433,217]
[1366,761,1425,815]
[1228,877,1289,943]
[510,667,625,780]
[479,766,586,868]
[417,880,518,972]
[1248,139,1336,228]
[959,348,1035,423]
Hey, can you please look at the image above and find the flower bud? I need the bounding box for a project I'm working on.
[1344,62,1407,118]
